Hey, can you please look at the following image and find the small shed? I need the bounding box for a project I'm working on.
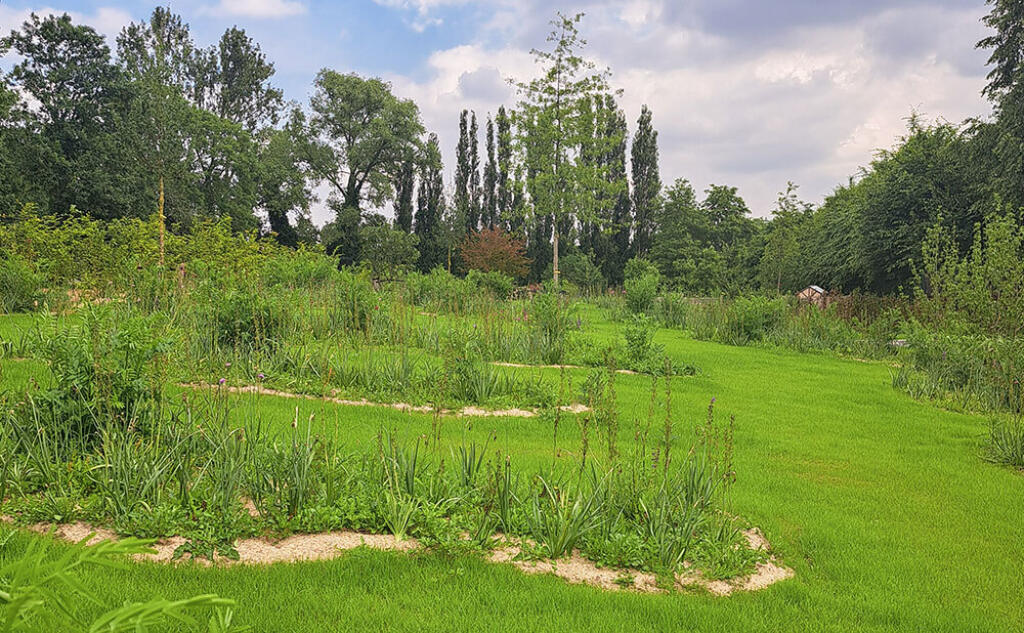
[796,285,826,307]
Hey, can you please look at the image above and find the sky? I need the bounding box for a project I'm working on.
[0,0,997,224]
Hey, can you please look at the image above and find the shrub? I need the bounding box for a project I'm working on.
[529,292,577,363]
[560,254,604,295]
[208,286,288,350]
[986,417,1024,469]
[918,211,1024,337]
[460,227,530,280]
[623,313,663,369]
[657,293,689,328]
[331,268,377,334]
[624,257,659,283]
[894,330,1024,415]
[403,268,479,313]
[29,305,170,439]
[0,256,44,313]
[359,225,420,280]
[625,273,659,314]
[262,250,337,287]
[467,269,514,300]
[721,296,788,344]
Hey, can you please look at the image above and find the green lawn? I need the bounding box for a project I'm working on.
[2,311,1022,632]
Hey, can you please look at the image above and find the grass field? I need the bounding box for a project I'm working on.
[2,307,1022,632]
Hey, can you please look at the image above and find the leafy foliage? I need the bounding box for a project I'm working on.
[298,71,424,265]
[359,225,420,280]
[0,531,246,632]
[0,257,44,314]
[460,227,530,280]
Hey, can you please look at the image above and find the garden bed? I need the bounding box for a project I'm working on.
[181,382,591,418]
[10,519,792,596]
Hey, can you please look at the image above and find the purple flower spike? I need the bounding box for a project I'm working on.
[710,397,716,404]
[258,373,266,381]
[218,378,227,385]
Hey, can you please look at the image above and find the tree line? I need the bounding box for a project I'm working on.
[2,3,1024,296]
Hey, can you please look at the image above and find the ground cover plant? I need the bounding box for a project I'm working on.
[0,302,750,583]
[0,529,247,632]
[1,210,1023,632]
[2,304,1022,632]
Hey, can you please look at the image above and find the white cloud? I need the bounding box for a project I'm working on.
[0,5,132,42]
[373,0,474,31]
[379,2,992,216]
[200,0,308,19]
[619,0,663,29]
[373,0,471,13]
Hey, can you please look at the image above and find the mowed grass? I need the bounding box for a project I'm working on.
[1,311,1023,632]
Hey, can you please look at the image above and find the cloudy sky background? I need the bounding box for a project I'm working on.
[0,0,997,223]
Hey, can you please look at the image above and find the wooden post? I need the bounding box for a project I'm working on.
[158,176,166,268]
[552,226,560,288]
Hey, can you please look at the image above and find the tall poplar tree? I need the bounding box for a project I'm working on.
[603,96,631,284]
[393,158,414,232]
[468,111,481,233]
[578,95,626,262]
[495,105,514,230]
[630,104,661,257]
[483,115,498,228]
[454,110,482,239]
[415,133,445,271]
[454,109,471,234]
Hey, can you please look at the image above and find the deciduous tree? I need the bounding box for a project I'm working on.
[514,12,621,287]
[299,71,424,266]
[460,227,531,279]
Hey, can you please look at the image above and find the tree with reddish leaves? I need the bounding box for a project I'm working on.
[460,227,531,280]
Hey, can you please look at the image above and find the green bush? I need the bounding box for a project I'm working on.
[895,330,1024,415]
[29,305,170,440]
[0,256,45,313]
[529,292,578,364]
[331,268,377,335]
[560,254,604,295]
[986,417,1024,469]
[467,269,514,300]
[720,296,788,344]
[657,293,689,328]
[918,211,1024,337]
[623,313,662,369]
[192,281,288,351]
[262,250,337,288]
[624,257,659,283]
[625,273,659,314]
[403,268,479,313]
